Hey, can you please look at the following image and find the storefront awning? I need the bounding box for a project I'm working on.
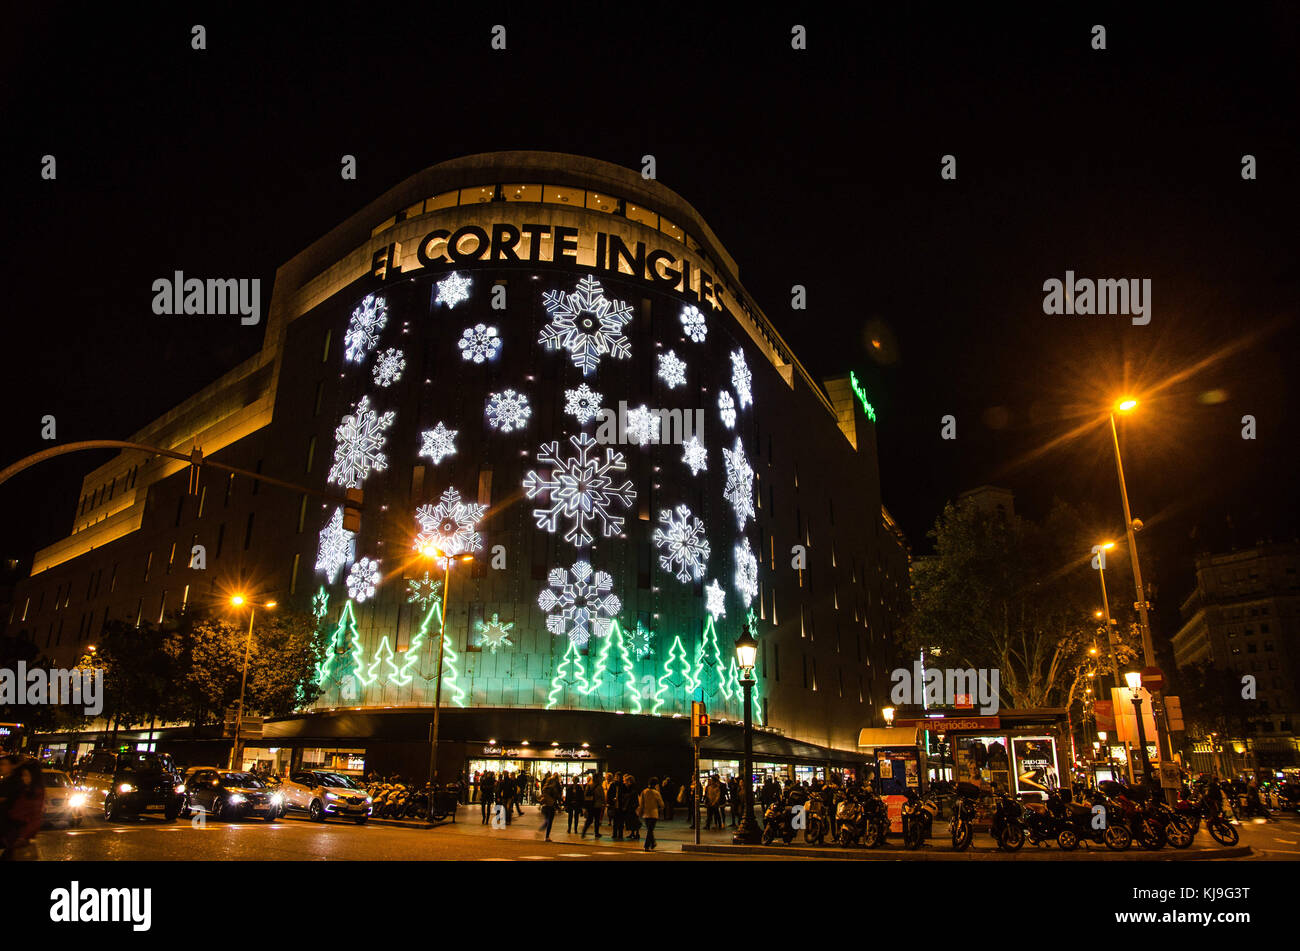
[858,727,920,748]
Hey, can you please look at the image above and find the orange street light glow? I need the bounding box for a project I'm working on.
[231,594,245,606]
[1117,398,1138,412]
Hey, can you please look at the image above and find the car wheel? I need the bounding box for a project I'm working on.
[164,800,181,822]
[354,815,368,825]
[309,799,325,822]
[103,795,121,822]
[211,797,224,821]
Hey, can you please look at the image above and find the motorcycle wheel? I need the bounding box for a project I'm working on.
[761,826,776,845]
[1138,818,1164,850]
[837,828,856,848]
[999,824,1025,851]
[804,822,824,845]
[951,821,973,851]
[1209,819,1239,847]
[866,820,886,848]
[1166,818,1194,849]
[1057,827,1079,851]
[1104,824,1132,851]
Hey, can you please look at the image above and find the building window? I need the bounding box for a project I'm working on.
[143,553,152,583]
[110,564,117,592]
[224,473,234,506]
[306,436,317,473]
[167,542,176,573]
[197,485,207,519]
[314,380,325,416]
[290,553,301,595]
[243,513,255,550]
[174,495,185,527]
[321,327,332,363]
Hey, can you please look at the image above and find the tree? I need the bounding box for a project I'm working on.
[584,619,641,713]
[408,600,465,707]
[315,600,366,700]
[242,609,324,715]
[691,615,726,706]
[394,599,440,688]
[547,640,589,709]
[652,635,693,715]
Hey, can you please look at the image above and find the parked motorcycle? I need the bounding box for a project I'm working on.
[901,789,937,849]
[1175,792,1240,846]
[803,791,829,845]
[834,791,865,847]
[761,797,797,844]
[948,784,979,851]
[1051,788,1132,851]
[989,789,1026,851]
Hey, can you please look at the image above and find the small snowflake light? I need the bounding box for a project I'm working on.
[347,557,381,603]
[523,433,636,547]
[658,350,686,389]
[371,348,406,387]
[413,487,487,558]
[486,389,531,432]
[538,560,622,648]
[625,404,660,447]
[705,579,727,619]
[731,348,753,409]
[418,422,458,465]
[475,613,515,654]
[436,271,472,308]
[680,304,707,343]
[734,539,758,607]
[630,621,655,660]
[406,573,443,609]
[723,436,755,530]
[539,274,633,376]
[328,395,396,488]
[682,436,707,476]
[718,390,736,429]
[344,294,387,363]
[563,382,604,426]
[312,587,330,620]
[458,323,501,363]
[315,507,353,583]
[652,504,711,583]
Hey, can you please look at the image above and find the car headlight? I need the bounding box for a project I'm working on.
[325,792,339,800]
[69,792,88,808]
[228,793,245,804]
[118,783,136,794]
[271,792,284,805]
[176,784,186,794]
[364,795,373,804]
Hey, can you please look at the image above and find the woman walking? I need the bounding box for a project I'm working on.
[638,777,665,851]
[539,772,562,842]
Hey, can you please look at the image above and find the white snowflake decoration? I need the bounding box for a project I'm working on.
[705,579,727,619]
[312,587,330,620]
[722,437,756,530]
[630,622,654,660]
[347,557,381,603]
[327,395,396,488]
[625,404,660,446]
[413,487,487,558]
[458,323,501,363]
[486,389,531,432]
[538,560,622,648]
[435,271,472,308]
[731,348,753,409]
[682,436,708,476]
[522,433,636,547]
[475,614,515,654]
[658,350,686,389]
[734,540,758,607]
[406,573,442,609]
[371,348,405,387]
[680,304,707,343]
[418,422,458,464]
[344,294,388,363]
[718,390,736,429]
[315,507,353,583]
[539,274,633,376]
[652,504,711,583]
[563,382,604,426]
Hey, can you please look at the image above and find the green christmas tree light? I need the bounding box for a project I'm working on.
[745,608,764,726]
[583,619,642,714]
[723,655,740,710]
[316,600,366,692]
[363,635,400,687]
[691,614,726,705]
[393,597,442,688]
[651,634,694,716]
[546,640,589,710]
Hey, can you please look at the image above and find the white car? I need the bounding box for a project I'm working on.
[43,769,88,827]
[279,770,372,823]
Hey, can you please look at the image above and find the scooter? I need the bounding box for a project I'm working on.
[834,791,865,847]
[1053,789,1131,851]
[803,791,829,845]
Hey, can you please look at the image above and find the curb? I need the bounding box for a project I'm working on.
[679,843,1254,861]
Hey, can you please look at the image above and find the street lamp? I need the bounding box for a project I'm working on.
[732,620,761,844]
[883,706,895,727]
[228,594,276,770]
[420,544,474,792]
[1124,670,1154,786]
[1093,540,1135,783]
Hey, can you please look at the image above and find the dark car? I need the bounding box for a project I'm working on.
[185,769,283,821]
[80,749,186,822]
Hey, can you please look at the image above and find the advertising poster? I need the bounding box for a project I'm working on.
[1012,737,1059,800]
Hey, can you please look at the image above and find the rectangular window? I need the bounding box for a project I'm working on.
[197,485,207,519]
[321,328,332,363]
[135,598,143,628]
[167,542,176,573]
[314,380,325,416]
[625,201,657,228]
[252,460,263,495]
[158,591,167,624]
[215,523,225,558]
[811,658,818,692]
[225,473,234,506]
[290,553,301,596]
[174,495,185,527]
[503,183,542,203]
[110,563,117,592]
[181,584,190,612]
[297,495,308,533]
[306,436,317,473]
[411,463,425,501]
[426,190,460,211]
[477,467,493,507]
[243,513,255,550]
[143,553,152,583]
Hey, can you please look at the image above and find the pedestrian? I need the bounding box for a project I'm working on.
[705,775,723,829]
[609,772,626,839]
[661,775,676,821]
[621,774,640,840]
[499,771,516,825]
[727,776,740,827]
[565,775,585,833]
[638,777,665,851]
[581,772,605,838]
[1,759,43,861]
[539,772,561,842]
[480,771,496,824]
[516,772,529,814]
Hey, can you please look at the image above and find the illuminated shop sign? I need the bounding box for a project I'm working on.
[481,745,593,759]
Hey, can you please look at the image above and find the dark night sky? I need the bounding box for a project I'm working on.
[2,6,1297,644]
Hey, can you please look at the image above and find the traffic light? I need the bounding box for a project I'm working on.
[691,701,709,738]
[342,487,363,533]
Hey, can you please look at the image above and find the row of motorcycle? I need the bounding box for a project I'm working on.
[761,779,1241,852]
[364,780,458,821]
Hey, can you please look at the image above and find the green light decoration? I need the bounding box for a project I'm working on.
[691,614,726,707]
[316,600,367,697]
[723,656,740,707]
[421,600,466,707]
[651,634,694,716]
[745,607,764,726]
[312,586,330,621]
[392,597,442,687]
[362,636,400,687]
[849,370,877,422]
[546,640,589,709]
[583,619,642,714]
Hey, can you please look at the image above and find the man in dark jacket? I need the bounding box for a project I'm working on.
[581,773,605,838]
[661,776,676,821]
[480,771,496,824]
[498,772,516,825]
[620,775,640,840]
[564,777,585,833]
[608,772,626,839]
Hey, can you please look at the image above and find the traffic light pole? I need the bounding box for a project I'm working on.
[693,736,701,846]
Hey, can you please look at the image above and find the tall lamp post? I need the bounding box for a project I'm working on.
[1124,670,1154,786]
[228,595,276,770]
[420,545,473,790]
[733,620,761,844]
[1094,544,1134,782]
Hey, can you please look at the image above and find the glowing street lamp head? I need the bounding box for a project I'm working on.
[230,595,246,607]
[264,601,277,608]
[1100,541,1115,550]
[1117,398,1138,413]
[1124,670,1142,692]
[882,706,896,725]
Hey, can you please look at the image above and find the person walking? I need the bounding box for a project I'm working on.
[480,771,496,824]
[621,774,640,840]
[661,775,676,821]
[1,759,44,861]
[581,772,605,838]
[516,772,529,815]
[727,776,740,827]
[638,777,665,851]
[565,776,585,833]
[539,772,562,842]
[705,775,724,830]
[608,772,626,839]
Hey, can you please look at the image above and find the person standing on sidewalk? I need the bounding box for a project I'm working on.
[705,775,723,830]
[608,772,626,839]
[638,777,665,851]
[581,772,605,837]
[539,772,561,842]
[480,771,496,824]
[727,775,740,827]
[661,775,676,821]
[498,771,515,825]
[565,775,585,833]
[622,774,640,840]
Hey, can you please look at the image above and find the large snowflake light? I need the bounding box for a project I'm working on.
[680,304,707,343]
[652,504,711,583]
[436,271,472,308]
[347,557,381,603]
[523,433,636,547]
[658,350,686,389]
[406,573,442,609]
[731,348,753,409]
[705,579,727,619]
[371,348,405,387]
[418,422,457,464]
[315,508,353,583]
[538,560,622,648]
[682,436,707,476]
[722,436,756,529]
[486,389,531,432]
[344,294,387,363]
[413,487,487,558]
[734,539,758,607]
[458,323,501,363]
[539,274,633,376]
[625,405,660,447]
[718,390,736,429]
[475,614,515,654]
[563,382,604,426]
[328,395,395,488]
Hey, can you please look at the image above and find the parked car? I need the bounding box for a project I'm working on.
[279,770,372,823]
[43,769,87,827]
[185,769,283,821]
[79,749,185,821]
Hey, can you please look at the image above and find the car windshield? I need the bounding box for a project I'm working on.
[221,773,264,788]
[43,772,71,788]
[313,772,359,789]
[117,753,169,773]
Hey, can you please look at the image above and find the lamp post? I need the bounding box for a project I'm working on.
[883,706,895,728]
[1093,545,1135,783]
[228,595,276,770]
[421,545,474,789]
[1124,670,1153,786]
[732,620,761,844]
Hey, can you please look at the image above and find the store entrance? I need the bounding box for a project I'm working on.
[466,758,599,803]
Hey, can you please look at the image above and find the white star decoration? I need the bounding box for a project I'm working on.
[371,348,405,387]
[718,390,736,429]
[315,508,353,583]
[682,436,708,476]
[734,540,758,607]
[680,304,707,343]
[328,395,395,489]
[486,389,531,432]
[563,382,604,426]
[731,348,753,409]
[436,271,472,308]
[344,294,387,364]
[523,433,636,547]
[652,504,711,583]
[419,422,458,464]
[723,436,756,530]
[458,323,501,363]
[347,557,381,603]
[705,579,727,619]
[658,350,687,388]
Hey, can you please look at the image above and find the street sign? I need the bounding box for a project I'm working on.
[1158,762,1181,789]
[1140,666,1165,691]
[1164,695,1184,731]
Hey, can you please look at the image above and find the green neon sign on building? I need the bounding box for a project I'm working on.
[849,371,877,422]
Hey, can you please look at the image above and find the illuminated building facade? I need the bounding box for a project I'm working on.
[8,153,909,782]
